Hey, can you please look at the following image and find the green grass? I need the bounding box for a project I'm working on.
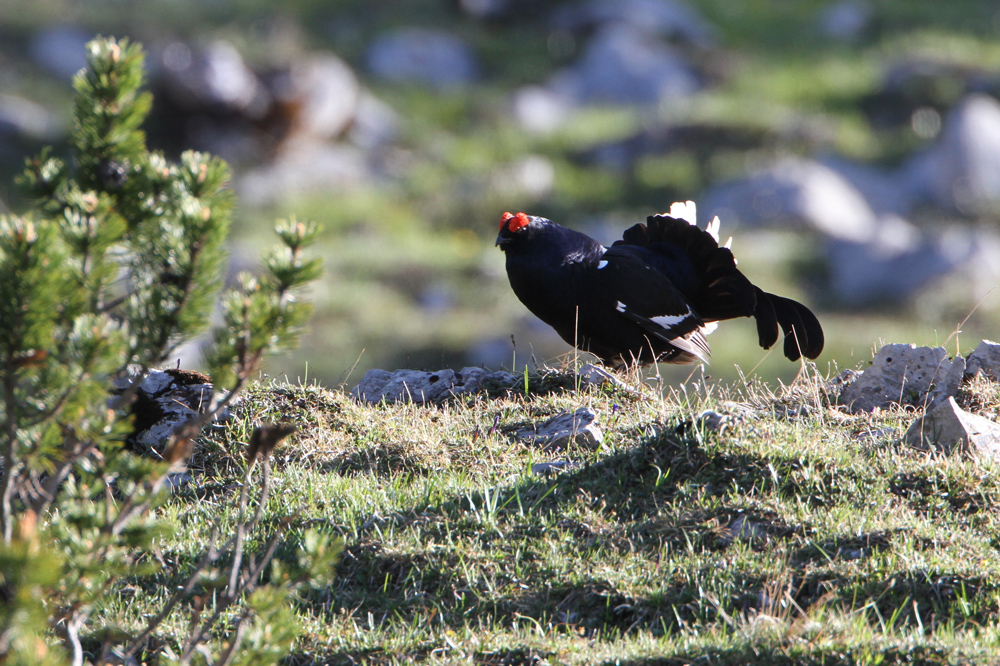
[105,363,1000,664]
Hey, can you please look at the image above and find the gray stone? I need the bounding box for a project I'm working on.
[113,368,225,455]
[697,410,729,431]
[166,472,194,492]
[699,158,878,242]
[550,25,701,107]
[967,340,1000,382]
[904,396,1000,457]
[840,344,966,413]
[365,28,478,89]
[905,94,1000,214]
[531,460,578,475]
[578,363,638,394]
[163,40,271,117]
[817,1,871,42]
[726,514,768,543]
[514,407,603,450]
[351,366,518,404]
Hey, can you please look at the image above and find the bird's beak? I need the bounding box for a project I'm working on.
[495,234,509,248]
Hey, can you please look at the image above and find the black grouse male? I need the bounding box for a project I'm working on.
[496,202,824,367]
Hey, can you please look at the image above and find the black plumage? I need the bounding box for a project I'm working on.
[496,205,824,367]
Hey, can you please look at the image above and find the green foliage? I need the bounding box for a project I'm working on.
[0,37,336,665]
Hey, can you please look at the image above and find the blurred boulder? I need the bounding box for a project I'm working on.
[148,40,274,162]
[365,28,479,89]
[550,25,702,106]
[551,0,716,45]
[825,221,1000,307]
[513,85,572,134]
[699,158,877,242]
[160,40,272,118]
[490,155,556,199]
[818,154,914,217]
[817,1,871,42]
[840,344,965,413]
[904,94,1000,214]
[29,24,91,80]
[0,94,62,141]
[348,92,400,150]
[273,54,360,141]
[146,40,394,195]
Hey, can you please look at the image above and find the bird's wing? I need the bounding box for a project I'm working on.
[600,246,712,363]
[614,214,758,321]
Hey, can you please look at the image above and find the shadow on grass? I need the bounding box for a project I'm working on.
[317,421,1000,647]
[603,643,955,666]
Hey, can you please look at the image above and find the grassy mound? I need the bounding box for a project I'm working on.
[113,362,1000,664]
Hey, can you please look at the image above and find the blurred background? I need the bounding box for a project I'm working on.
[3,0,1000,388]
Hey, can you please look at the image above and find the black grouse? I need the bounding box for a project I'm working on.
[496,202,824,367]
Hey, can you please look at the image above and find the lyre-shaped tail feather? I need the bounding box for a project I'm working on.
[753,288,825,361]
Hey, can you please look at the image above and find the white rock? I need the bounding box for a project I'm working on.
[906,94,1000,214]
[904,396,1000,457]
[351,366,518,404]
[514,407,603,450]
[166,41,271,116]
[699,158,878,242]
[967,340,1000,382]
[578,363,638,394]
[818,154,914,216]
[697,409,729,431]
[840,344,965,413]
[513,85,572,134]
[280,54,359,140]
